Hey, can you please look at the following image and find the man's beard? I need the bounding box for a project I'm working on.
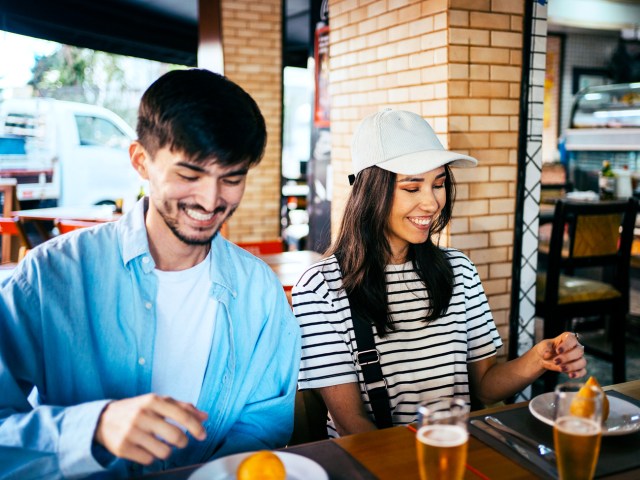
[161,202,238,246]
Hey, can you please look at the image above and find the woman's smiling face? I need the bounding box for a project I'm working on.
[386,166,447,263]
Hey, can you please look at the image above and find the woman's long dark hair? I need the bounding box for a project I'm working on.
[330,165,456,337]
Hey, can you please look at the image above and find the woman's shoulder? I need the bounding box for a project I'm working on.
[439,247,478,272]
[440,247,472,263]
[294,254,341,289]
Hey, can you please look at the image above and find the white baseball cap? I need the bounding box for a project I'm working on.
[351,109,477,176]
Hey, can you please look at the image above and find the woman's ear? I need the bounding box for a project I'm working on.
[130,141,150,179]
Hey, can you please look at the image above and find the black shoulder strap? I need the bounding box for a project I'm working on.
[349,301,393,429]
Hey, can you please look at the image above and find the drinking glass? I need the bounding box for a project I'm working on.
[553,382,603,480]
[415,397,469,480]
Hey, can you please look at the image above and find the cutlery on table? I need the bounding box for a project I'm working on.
[470,419,557,479]
[484,415,556,463]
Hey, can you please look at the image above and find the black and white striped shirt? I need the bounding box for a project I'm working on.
[292,248,502,436]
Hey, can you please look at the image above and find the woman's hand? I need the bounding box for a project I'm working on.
[469,332,587,405]
[534,332,587,379]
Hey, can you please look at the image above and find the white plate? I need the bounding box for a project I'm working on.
[529,392,640,436]
[189,451,329,480]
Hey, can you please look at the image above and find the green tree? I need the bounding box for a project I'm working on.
[29,45,124,105]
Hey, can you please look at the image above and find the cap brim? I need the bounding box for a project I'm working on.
[375,150,478,175]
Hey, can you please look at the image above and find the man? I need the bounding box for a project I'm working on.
[0,69,300,478]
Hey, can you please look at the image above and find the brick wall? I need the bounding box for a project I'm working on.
[221,0,282,242]
[329,0,525,357]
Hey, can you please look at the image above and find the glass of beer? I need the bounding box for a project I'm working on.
[553,382,604,480]
[415,397,469,480]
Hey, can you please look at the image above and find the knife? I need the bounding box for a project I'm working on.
[470,419,557,479]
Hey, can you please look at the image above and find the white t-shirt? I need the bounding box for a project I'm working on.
[151,252,217,405]
[292,248,502,437]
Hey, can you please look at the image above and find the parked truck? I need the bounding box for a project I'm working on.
[0,98,142,208]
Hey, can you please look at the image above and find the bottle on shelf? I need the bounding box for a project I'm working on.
[599,160,616,200]
[615,165,633,198]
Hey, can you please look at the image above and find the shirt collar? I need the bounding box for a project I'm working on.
[207,234,238,299]
[119,197,152,267]
[118,198,237,297]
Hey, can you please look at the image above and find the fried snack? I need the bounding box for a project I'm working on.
[236,451,286,480]
[569,376,609,422]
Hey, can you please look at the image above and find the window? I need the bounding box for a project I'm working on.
[75,115,129,148]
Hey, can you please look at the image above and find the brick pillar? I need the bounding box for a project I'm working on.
[329,0,525,358]
[220,0,282,242]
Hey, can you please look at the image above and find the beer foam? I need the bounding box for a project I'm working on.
[417,424,468,447]
[555,416,601,436]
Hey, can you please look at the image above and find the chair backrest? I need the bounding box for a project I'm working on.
[236,239,284,255]
[543,198,638,305]
[0,216,32,262]
[540,182,573,204]
[289,389,328,446]
[55,219,102,234]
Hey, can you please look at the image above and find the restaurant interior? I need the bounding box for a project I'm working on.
[2,0,640,478]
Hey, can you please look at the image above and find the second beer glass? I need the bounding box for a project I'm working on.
[553,382,603,480]
[416,397,469,480]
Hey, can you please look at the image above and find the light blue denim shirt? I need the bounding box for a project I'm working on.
[0,199,301,479]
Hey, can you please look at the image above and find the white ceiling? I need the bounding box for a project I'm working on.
[548,0,640,32]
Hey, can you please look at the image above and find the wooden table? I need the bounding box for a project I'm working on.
[12,205,121,241]
[149,380,640,479]
[337,380,640,480]
[258,250,323,302]
[12,205,121,223]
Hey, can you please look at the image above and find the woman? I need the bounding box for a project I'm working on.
[292,109,586,437]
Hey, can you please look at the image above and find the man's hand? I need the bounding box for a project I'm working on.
[536,331,587,379]
[94,394,208,465]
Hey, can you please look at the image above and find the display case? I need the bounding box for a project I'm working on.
[563,83,640,192]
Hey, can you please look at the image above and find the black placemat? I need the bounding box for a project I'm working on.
[282,440,378,480]
[470,390,640,479]
[142,441,377,480]
[469,417,555,479]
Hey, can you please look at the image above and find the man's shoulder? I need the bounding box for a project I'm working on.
[211,239,285,298]
[218,239,275,274]
[23,222,120,273]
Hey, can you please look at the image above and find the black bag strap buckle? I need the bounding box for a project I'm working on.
[363,377,388,393]
[356,348,380,366]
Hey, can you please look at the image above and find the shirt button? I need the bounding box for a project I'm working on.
[142,256,150,264]
[138,357,146,366]
[145,302,152,309]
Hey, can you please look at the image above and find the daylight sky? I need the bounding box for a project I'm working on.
[0,31,58,89]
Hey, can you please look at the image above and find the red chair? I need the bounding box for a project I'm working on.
[0,217,33,263]
[55,219,102,234]
[236,239,284,255]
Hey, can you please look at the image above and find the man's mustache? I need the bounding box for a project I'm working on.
[178,203,229,215]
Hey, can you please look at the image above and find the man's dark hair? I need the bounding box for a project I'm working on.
[136,69,267,168]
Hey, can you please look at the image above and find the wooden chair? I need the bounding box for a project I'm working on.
[289,389,329,446]
[540,181,573,205]
[0,217,33,263]
[538,182,574,256]
[236,239,284,255]
[55,219,102,234]
[536,198,638,391]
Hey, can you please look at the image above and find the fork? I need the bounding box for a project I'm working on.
[484,415,556,463]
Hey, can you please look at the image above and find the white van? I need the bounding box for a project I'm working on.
[0,98,142,208]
